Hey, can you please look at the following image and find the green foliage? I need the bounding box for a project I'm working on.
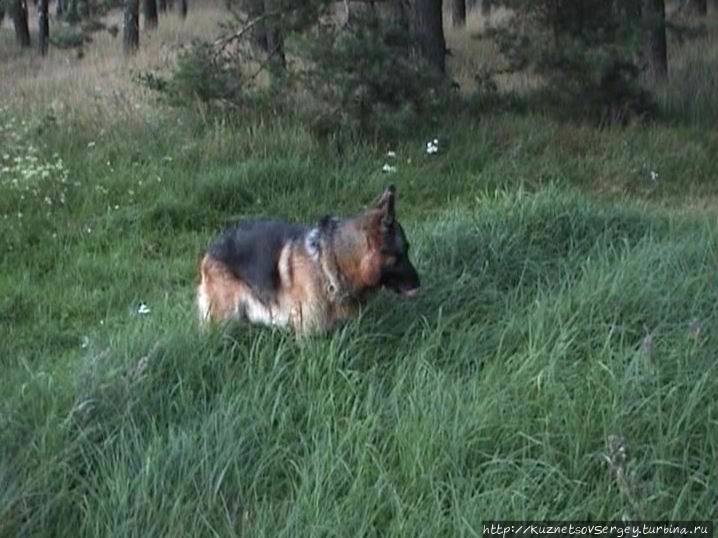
[137,40,275,117]
[168,41,247,106]
[488,0,655,124]
[298,11,451,140]
[142,4,452,141]
[50,25,88,49]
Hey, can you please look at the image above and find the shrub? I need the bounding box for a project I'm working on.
[139,4,453,141]
[486,0,656,124]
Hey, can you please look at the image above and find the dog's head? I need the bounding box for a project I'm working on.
[358,185,420,298]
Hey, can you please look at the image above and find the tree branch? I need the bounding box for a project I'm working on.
[212,10,281,54]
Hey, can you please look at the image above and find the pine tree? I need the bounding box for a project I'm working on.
[487,0,656,122]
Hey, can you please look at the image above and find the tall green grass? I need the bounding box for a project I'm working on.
[2,100,717,535]
[3,6,718,533]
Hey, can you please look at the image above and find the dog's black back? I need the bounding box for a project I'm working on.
[208,219,307,301]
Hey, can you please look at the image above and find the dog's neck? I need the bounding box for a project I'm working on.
[313,217,366,306]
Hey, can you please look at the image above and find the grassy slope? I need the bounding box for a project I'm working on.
[2,4,718,536]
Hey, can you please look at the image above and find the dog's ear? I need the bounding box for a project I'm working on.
[373,185,396,228]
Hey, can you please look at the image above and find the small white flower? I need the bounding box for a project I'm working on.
[426,138,439,155]
[87,141,96,148]
[382,163,397,173]
[137,303,151,315]
[650,170,659,181]
[81,336,90,349]
[386,150,396,159]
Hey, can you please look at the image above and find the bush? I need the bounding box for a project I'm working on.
[486,0,655,124]
[298,10,452,140]
[139,5,453,141]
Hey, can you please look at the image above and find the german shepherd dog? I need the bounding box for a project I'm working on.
[196,186,420,335]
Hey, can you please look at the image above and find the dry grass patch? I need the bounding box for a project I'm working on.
[0,0,226,123]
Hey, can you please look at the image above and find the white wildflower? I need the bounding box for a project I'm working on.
[426,138,439,155]
[382,163,397,174]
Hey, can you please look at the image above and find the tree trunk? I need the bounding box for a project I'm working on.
[143,0,158,29]
[263,0,285,69]
[66,0,79,22]
[410,0,446,74]
[642,0,667,80]
[123,0,140,54]
[13,0,32,47]
[480,0,491,17]
[55,0,63,17]
[246,0,268,51]
[178,0,186,18]
[451,0,466,27]
[688,0,707,15]
[39,0,49,55]
[158,0,166,13]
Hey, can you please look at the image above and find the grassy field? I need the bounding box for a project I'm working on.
[2,2,718,536]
